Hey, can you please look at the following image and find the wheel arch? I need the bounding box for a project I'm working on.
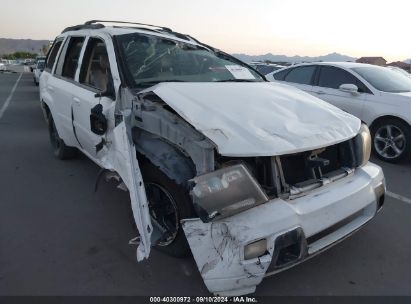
[133,129,197,186]
[369,115,411,132]
[40,99,52,124]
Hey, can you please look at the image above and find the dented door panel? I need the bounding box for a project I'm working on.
[100,114,153,260]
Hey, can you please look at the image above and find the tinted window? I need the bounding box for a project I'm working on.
[56,37,85,79]
[255,65,281,75]
[319,66,360,89]
[353,66,411,93]
[284,66,316,85]
[79,38,112,91]
[273,68,290,81]
[45,40,63,71]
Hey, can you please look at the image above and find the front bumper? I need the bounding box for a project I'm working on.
[182,162,385,296]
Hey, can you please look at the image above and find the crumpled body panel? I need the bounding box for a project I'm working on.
[148,82,361,156]
[182,163,384,295]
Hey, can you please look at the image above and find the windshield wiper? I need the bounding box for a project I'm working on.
[216,79,257,82]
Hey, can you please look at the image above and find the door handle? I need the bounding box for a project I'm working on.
[316,91,326,95]
[47,86,54,92]
[73,97,81,105]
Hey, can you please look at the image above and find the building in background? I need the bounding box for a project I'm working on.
[387,61,411,71]
[356,56,387,66]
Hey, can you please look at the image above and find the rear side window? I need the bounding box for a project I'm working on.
[45,40,63,71]
[272,68,290,81]
[79,38,112,91]
[318,66,371,93]
[284,66,316,85]
[56,37,85,80]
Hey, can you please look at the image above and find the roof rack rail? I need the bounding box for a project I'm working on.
[84,20,172,32]
[62,23,104,33]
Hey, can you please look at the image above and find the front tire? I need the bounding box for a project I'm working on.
[137,161,196,258]
[48,116,77,160]
[371,118,410,163]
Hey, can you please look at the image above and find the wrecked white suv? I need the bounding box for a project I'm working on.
[40,21,385,296]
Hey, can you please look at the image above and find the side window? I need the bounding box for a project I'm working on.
[45,39,63,71]
[79,38,112,91]
[273,68,290,81]
[55,37,85,80]
[284,66,316,85]
[318,66,370,93]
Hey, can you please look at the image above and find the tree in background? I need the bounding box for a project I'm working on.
[2,51,37,60]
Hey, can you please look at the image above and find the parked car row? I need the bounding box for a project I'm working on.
[38,20,385,296]
[249,62,286,75]
[267,62,411,163]
[33,60,45,86]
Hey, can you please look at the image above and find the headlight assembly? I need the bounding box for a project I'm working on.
[190,164,268,223]
[354,124,372,167]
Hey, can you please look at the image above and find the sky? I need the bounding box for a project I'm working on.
[1,0,410,62]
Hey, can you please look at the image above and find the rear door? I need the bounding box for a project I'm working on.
[50,36,86,147]
[312,66,370,119]
[41,39,66,126]
[277,65,316,93]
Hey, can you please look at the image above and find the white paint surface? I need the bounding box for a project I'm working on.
[149,81,361,156]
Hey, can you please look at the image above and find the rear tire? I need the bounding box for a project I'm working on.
[48,116,77,160]
[371,118,410,163]
[135,161,196,258]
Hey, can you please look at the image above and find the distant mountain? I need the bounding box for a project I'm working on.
[0,38,50,56]
[232,52,356,63]
[403,59,411,64]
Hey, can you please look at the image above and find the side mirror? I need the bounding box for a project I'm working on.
[339,83,359,95]
[90,104,108,135]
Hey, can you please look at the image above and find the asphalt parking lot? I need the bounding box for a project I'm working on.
[0,71,411,296]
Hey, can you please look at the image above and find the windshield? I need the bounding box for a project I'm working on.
[116,33,263,88]
[388,67,410,78]
[352,66,411,93]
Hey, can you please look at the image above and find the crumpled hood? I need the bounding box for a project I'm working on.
[145,82,361,156]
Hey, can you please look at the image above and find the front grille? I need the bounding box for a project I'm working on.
[280,142,344,186]
[215,138,357,199]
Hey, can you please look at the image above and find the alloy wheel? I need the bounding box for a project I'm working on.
[374,124,406,160]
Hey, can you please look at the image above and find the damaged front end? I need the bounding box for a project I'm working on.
[113,83,383,296]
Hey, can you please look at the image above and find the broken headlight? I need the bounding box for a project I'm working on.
[354,124,372,167]
[190,164,269,223]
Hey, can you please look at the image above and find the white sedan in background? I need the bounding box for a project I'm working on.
[33,60,45,86]
[0,62,6,71]
[267,62,411,163]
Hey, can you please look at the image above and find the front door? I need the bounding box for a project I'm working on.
[72,37,115,158]
[311,66,369,119]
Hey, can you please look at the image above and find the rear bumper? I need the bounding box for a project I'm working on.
[182,162,385,296]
